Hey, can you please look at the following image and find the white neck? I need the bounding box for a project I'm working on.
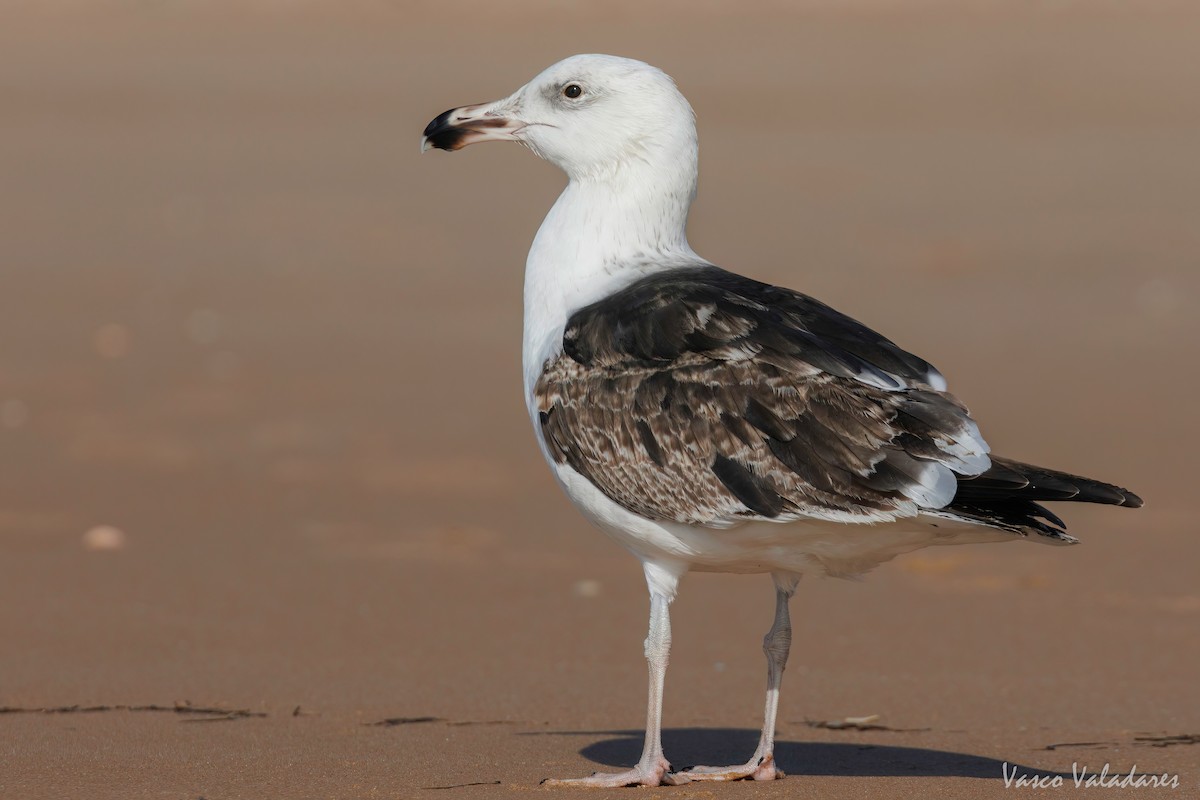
[521,164,702,396]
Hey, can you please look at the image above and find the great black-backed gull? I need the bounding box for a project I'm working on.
[421,54,1142,787]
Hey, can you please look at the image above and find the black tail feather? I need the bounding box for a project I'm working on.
[941,457,1142,543]
[954,456,1143,508]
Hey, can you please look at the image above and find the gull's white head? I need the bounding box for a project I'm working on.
[422,54,697,185]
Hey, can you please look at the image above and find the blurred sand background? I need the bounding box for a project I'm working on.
[1,2,1198,798]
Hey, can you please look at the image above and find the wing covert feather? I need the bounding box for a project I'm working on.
[536,266,991,527]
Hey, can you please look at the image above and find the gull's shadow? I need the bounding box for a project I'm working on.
[527,728,1068,779]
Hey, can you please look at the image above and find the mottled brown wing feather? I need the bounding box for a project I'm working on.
[536,266,991,527]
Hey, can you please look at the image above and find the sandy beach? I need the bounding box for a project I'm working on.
[1,3,1198,797]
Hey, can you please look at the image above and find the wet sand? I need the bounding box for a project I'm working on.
[1,3,1198,798]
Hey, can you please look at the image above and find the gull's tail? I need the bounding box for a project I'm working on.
[937,456,1142,543]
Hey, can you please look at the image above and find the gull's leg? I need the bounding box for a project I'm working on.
[543,561,687,788]
[676,572,799,782]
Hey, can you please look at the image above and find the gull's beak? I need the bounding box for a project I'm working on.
[421,101,524,153]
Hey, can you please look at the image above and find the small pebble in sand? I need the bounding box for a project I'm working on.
[93,323,132,359]
[83,525,127,551]
[573,579,602,598]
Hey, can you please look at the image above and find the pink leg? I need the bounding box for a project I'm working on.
[675,573,798,782]
[543,563,688,787]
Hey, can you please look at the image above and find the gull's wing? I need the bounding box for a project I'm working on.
[534,265,991,528]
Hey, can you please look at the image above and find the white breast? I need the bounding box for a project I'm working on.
[521,178,701,412]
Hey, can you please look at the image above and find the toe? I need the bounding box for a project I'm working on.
[541,762,676,788]
[674,754,783,783]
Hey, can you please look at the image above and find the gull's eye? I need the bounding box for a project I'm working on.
[563,83,583,99]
